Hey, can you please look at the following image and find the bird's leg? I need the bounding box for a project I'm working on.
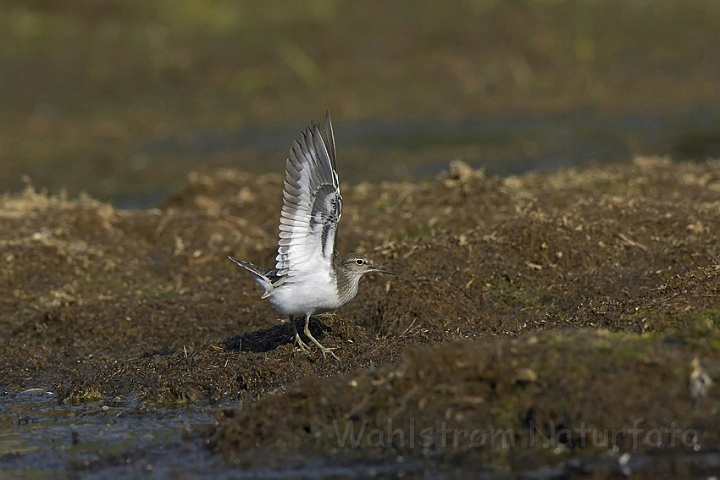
[304,315,339,360]
[290,315,311,354]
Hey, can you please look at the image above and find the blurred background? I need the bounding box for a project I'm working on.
[1,0,719,208]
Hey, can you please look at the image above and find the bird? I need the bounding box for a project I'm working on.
[229,110,394,359]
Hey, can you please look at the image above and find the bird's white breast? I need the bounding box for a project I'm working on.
[267,270,340,316]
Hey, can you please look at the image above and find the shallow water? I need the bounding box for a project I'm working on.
[0,390,214,479]
[0,390,412,479]
[110,108,719,208]
[3,389,720,479]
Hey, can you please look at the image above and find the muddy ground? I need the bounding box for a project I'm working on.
[2,157,720,477]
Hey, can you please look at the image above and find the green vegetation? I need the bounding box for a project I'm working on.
[2,0,720,200]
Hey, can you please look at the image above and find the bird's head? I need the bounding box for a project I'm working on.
[342,253,396,278]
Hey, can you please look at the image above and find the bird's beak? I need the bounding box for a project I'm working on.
[369,263,396,275]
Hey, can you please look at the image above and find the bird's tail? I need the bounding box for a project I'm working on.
[228,256,276,298]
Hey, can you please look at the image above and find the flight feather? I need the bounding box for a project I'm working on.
[275,111,342,278]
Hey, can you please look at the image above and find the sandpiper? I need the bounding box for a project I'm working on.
[230,110,394,359]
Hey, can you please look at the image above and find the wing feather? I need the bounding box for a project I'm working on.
[275,111,341,277]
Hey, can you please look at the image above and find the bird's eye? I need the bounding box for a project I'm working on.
[356,259,364,265]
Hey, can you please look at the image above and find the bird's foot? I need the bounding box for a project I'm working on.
[304,323,339,360]
[293,333,312,354]
[316,343,339,361]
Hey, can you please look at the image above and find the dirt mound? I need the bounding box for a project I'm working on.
[2,157,720,474]
[207,328,720,471]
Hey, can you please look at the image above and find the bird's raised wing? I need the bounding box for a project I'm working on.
[275,110,342,278]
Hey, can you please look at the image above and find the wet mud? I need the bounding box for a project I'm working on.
[2,157,720,477]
